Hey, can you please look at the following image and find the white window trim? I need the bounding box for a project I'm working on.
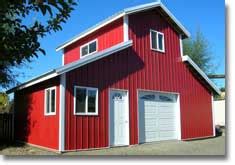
[80,39,98,58]
[150,29,165,53]
[44,86,57,116]
[74,86,98,116]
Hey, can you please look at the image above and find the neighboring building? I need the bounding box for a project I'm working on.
[214,99,225,126]
[7,2,220,152]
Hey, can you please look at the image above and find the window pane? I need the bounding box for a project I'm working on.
[151,31,157,49]
[76,88,86,113]
[46,90,50,113]
[81,45,88,56]
[89,41,97,53]
[158,33,164,51]
[51,89,56,113]
[88,90,97,113]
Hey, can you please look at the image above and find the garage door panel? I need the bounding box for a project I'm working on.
[158,113,175,118]
[159,118,175,125]
[159,131,176,140]
[145,132,159,141]
[139,91,178,143]
[144,101,157,106]
[159,124,175,131]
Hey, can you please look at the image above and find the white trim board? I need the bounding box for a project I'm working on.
[56,1,190,51]
[123,15,129,42]
[59,73,66,152]
[211,93,216,136]
[182,55,221,95]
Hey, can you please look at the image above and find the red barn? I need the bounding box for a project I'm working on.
[7,2,220,152]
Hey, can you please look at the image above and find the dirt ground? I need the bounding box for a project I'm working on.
[0,136,225,156]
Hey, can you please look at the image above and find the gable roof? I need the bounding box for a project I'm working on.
[56,1,190,51]
[6,41,133,94]
[182,55,221,95]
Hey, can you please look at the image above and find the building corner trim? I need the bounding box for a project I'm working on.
[123,15,129,42]
[211,94,216,136]
[59,73,66,152]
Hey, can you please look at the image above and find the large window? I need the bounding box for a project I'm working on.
[80,39,98,57]
[45,87,56,115]
[150,29,165,53]
[74,86,98,115]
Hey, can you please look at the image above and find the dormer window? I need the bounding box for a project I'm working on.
[150,30,165,53]
[80,39,98,57]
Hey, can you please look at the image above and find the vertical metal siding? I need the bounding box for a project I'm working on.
[63,18,124,65]
[65,9,213,150]
[14,77,60,150]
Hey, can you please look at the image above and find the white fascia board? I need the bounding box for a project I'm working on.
[56,40,133,74]
[124,1,161,14]
[182,55,221,95]
[158,3,191,38]
[124,2,190,37]
[56,2,190,52]
[6,70,58,94]
[56,12,125,51]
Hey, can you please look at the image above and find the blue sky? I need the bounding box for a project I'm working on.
[13,0,225,89]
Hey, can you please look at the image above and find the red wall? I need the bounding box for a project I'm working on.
[63,18,124,65]
[64,9,213,150]
[14,77,60,150]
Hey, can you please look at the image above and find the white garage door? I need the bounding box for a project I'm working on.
[138,91,179,143]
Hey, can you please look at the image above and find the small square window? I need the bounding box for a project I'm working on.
[80,39,98,58]
[157,33,164,52]
[74,86,98,115]
[81,45,88,57]
[75,88,86,113]
[151,31,158,50]
[87,90,97,113]
[45,87,56,116]
[89,41,97,54]
[150,30,165,53]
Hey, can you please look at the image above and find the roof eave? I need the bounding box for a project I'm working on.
[56,2,190,52]
[56,40,133,74]
[182,55,221,95]
[6,41,133,94]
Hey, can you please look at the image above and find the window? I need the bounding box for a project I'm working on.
[150,29,165,52]
[74,86,98,115]
[80,39,98,57]
[45,87,56,115]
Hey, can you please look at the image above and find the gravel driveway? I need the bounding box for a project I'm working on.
[0,136,225,155]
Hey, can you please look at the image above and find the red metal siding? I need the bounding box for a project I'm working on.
[64,9,213,150]
[14,77,60,150]
[63,18,124,65]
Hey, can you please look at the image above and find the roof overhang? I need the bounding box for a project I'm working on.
[6,40,133,94]
[182,55,221,95]
[56,2,190,52]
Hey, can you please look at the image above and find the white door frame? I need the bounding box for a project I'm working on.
[109,88,130,147]
[137,89,181,144]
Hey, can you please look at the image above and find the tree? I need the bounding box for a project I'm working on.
[0,0,77,88]
[183,29,214,74]
[0,92,9,111]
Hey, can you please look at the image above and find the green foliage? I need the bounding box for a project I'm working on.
[0,0,77,88]
[0,92,9,109]
[183,29,215,74]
